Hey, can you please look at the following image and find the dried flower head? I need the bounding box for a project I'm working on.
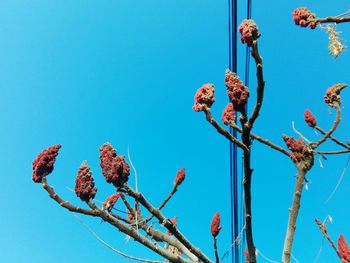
[238,19,260,46]
[282,135,313,170]
[103,193,122,212]
[100,143,130,188]
[304,109,317,127]
[210,212,222,237]
[32,144,61,183]
[222,103,236,125]
[193,84,215,112]
[338,235,350,263]
[321,24,346,57]
[293,7,317,29]
[75,161,97,202]
[174,168,185,187]
[225,69,249,112]
[324,83,347,107]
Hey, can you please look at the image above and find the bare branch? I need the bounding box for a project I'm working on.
[315,126,350,150]
[316,16,350,24]
[311,103,341,149]
[41,178,99,217]
[73,213,167,263]
[123,184,212,263]
[247,40,265,128]
[314,219,340,258]
[228,121,292,158]
[313,149,350,155]
[203,108,249,153]
[213,237,219,263]
[282,167,307,263]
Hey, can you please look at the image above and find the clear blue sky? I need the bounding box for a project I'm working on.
[0,1,349,262]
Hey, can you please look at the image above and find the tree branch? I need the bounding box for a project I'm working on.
[203,108,249,153]
[282,167,307,263]
[41,178,99,217]
[315,126,350,150]
[316,16,350,24]
[314,218,340,259]
[311,103,341,149]
[213,237,219,263]
[123,184,212,263]
[228,121,292,158]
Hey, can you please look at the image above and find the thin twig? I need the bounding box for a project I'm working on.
[213,237,220,263]
[73,213,166,263]
[41,178,99,217]
[203,108,249,153]
[123,184,212,263]
[314,219,340,258]
[315,16,350,24]
[315,126,350,150]
[314,149,350,155]
[228,121,292,158]
[311,103,341,149]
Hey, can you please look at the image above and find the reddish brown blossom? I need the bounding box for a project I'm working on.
[238,19,260,46]
[304,109,317,127]
[193,84,215,112]
[225,69,249,112]
[103,193,122,212]
[100,143,130,188]
[32,144,61,183]
[222,103,236,125]
[282,135,305,160]
[293,7,317,29]
[338,235,350,263]
[210,212,222,237]
[324,83,347,107]
[174,168,185,186]
[75,161,97,202]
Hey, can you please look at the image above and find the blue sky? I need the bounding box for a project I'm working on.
[0,1,350,262]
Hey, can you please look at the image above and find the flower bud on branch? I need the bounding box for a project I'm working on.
[210,212,222,237]
[338,235,350,263]
[238,19,261,46]
[193,84,215,112]
[304,109,317,127]
[324,83,347,107]
[225,70,249,113]
[75,161,97,202]
[174,168,185,187]
[293,7,317,29]
[100,143,130,188]
[222,103,236,125]
[103,193,123,212]
[32,144,61,183]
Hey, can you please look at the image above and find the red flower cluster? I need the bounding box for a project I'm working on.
[324,83,347,107]
[75,161,97,202]
[103,193,122,212]
[32,144,61,183]
[225,69,249,112]
[100,143,130,188]
[174,168,185,187]
[293,7,317,29]
[338,235,350,263]
[238,19,260,46]
[304,109,317,127]
[282,135,306,160]
[210,212,222,237]
[222,103,236,125]
[193,84,215,112]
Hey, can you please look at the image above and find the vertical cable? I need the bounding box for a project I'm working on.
[228,0,239,262]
